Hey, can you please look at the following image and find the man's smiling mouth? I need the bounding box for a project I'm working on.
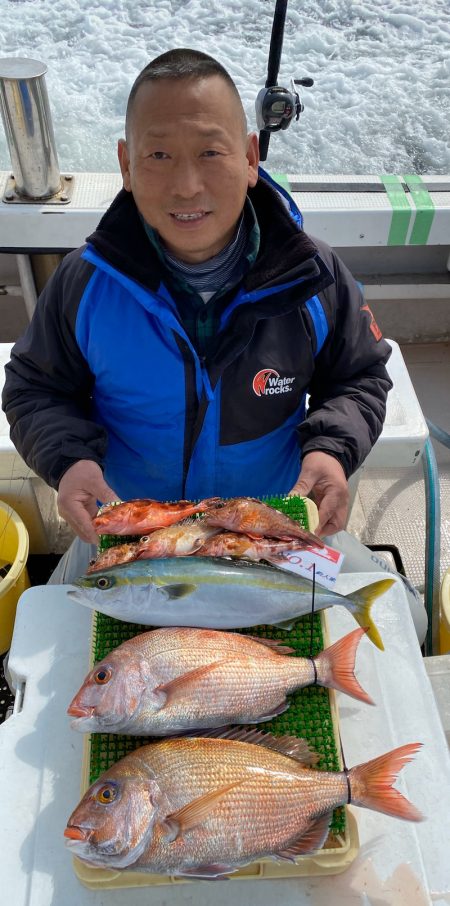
[171,211,209,222]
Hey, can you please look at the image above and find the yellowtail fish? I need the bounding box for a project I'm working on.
[64,730,423,878]
[67,557,391,649]
[92,497,220,536]
[203,496,324,547]
[67,626,372,735]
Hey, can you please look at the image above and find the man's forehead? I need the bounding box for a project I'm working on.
[128,75,247,142]
[140,124,231,140]
[132,75,239,115]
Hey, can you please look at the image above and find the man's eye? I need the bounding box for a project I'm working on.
[149,151,169,160]
[202,150,220,157]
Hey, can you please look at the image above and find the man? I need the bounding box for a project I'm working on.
[2,48,392,568]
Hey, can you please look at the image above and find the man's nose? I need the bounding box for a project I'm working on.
[171,159,204,199]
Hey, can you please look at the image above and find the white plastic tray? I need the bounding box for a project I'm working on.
[1,574,450,904]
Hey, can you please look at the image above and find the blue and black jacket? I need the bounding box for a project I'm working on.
[2,173,392,501]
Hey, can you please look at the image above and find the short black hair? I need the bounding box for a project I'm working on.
[125,48,247,139]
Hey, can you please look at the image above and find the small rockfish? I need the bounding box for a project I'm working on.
[67,557,392,649]
[87,521,220,572]
[87,542,140,574]
[195,531,308,561]
[64,730,423,878]
[92,497,220,536]
[67,625,372,736]
[136,519,221,560]
[204,497,324,547]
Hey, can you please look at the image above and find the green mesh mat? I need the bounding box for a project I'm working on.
[89,495,346,837]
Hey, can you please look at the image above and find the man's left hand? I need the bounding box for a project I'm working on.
[289,451,349,536]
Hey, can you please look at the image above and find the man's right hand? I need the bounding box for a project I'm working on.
[57,460,120,544]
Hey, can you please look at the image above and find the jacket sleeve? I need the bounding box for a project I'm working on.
[298,240,393,478]
[1,250,108,489]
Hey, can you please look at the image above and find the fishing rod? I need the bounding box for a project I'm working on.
[256,0,314,161]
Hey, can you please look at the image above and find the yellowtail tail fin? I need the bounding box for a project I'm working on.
[346,578,395,650]
[348,742,424,821]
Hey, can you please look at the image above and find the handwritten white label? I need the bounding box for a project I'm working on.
[272,543,344,589]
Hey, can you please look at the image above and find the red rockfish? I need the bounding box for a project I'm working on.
[195,531,308,561]
[204,497,324,547]
[92,497,220,536]
[87,542,140,574]
[136,519,221,560]
[87,520,220,572]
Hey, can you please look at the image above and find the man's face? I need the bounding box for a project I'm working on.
[118,76,259,263]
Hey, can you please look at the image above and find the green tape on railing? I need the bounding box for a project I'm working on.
[380,174,412,246]
[403,174,435,245]
[270,172,291,192]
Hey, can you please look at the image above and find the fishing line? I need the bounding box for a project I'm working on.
[308,560,350,799]
[338,732,352,804]
[308,562,317,683]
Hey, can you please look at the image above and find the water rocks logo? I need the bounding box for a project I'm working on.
[252,368,295,397]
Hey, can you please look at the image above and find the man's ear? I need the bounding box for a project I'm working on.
[117,139,132,192]
[246,132,260,188]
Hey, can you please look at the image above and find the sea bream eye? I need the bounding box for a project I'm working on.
[95,784,117,804]
[96,576,112,589]
[94,667,111,685]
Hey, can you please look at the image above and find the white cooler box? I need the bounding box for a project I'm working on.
[365,338,429,468]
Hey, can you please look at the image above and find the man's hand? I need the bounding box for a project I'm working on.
[57,460,120,544]
[289,451,349,536]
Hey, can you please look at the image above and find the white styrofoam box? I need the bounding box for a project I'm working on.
[424,654,450,747]
[364,338,428,467]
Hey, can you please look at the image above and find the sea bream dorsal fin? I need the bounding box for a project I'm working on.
[199,728,319,765]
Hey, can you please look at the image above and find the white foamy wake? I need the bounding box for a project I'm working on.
[0,0,449,174]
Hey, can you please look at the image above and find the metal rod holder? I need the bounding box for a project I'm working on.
[0,57,62,200]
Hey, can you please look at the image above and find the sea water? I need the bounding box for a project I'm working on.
[0,0,448,175]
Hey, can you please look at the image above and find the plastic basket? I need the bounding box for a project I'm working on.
[72,495,360,885]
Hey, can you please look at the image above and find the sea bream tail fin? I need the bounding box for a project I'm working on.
[314,628,374,704]
[346,578,395,651]
[348,742,424,821]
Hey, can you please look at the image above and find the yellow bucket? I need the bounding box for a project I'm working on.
[439,567,450,655]
[0,501,30,654]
